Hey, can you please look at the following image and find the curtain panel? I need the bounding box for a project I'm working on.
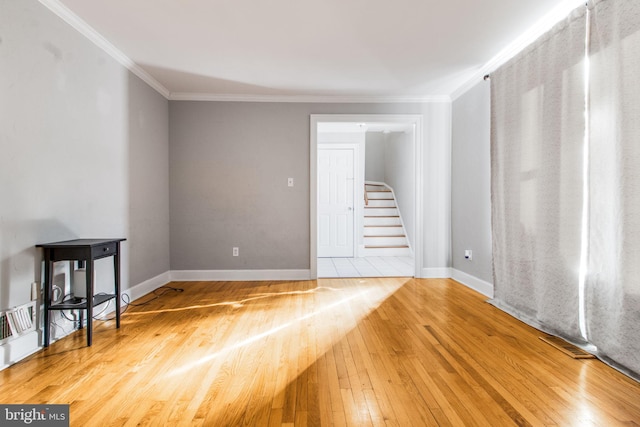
[587,0,640,376]
[490,7,587,340]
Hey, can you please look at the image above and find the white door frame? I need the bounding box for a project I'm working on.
[310,114,424,278]
[317,143,359,258]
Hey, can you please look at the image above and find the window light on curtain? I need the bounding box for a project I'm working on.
[586,0,640,377]
[490,7,587,343]
[491,0,640,379]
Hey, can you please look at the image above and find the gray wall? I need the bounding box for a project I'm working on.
[0,0,170,315]
[384,131,416,249]
[127,74,170,286]
[169,102,451,271]
[364,132,385,182]
[451,81,492,282]
[363,131,416,251]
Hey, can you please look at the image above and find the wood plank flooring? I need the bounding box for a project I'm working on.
[2,278,640,426]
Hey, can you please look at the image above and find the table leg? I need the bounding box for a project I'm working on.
[114,242,121,329]
[86,259,94,346]
[43,256,53,347]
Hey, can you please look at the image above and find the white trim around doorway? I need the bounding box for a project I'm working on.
[310,114,424,279]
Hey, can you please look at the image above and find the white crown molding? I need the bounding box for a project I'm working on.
[169,92,451,104]
[450,0,586,101]
[38,0,171,99]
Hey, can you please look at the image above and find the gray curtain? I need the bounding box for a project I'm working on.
[490,7,587,340]
[587,0,640,376]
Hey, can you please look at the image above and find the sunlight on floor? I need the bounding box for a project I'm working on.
[155,278,409,422]
[167,288,370,377]
[125,287,344,317]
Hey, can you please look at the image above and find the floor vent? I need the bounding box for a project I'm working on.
[0,302,37,344]
[0,313,12,342]
[539,335,595,359]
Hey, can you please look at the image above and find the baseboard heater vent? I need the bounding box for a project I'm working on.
[539,335,595,359]
[0,301,37,344]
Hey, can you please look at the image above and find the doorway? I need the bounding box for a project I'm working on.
[310,115,424,279]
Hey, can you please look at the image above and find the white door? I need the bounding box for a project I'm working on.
[318,147,355,257]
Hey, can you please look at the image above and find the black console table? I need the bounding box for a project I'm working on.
[37,238,126,347]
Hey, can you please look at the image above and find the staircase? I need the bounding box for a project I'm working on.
[363,183,412,256]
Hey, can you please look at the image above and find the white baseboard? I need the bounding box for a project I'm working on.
[420,267,452,278]
[97,271,172,316]
[123,271,172,303]
[451,269,494,298]
[170,269,312,282]
[0,330,40,371]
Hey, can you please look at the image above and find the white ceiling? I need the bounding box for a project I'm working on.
[50,0,583,101]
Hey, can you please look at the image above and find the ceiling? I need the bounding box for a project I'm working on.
[51,0,583,101]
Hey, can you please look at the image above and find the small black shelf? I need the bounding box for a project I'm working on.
[37,238,125,347]
[49,294,116,311]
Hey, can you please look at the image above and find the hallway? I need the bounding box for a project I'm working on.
[317,256,414,278]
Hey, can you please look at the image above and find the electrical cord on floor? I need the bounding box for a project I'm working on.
[47,286,184,338]
[126,286,184,306]
[94,286,184,321]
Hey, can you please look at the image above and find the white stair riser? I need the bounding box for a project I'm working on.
[364,236,408,246]
[366,199,396,208]
[362,183,413,257]
[364,226,404,236]
[364,216,401,226]
[364,208,398,216]
[367,191,393,199]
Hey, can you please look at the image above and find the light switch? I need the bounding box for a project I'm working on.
[288,177,294,187]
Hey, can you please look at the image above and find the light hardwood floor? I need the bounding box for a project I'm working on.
[2,278,640,426]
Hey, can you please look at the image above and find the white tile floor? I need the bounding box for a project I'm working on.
[317,256,414,278]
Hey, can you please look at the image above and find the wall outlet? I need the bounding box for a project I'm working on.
[31,282,39,301]
[464,250,473,260]
[233,247,239,257]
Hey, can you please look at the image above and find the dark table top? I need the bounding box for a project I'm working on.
[36,238,126,248]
